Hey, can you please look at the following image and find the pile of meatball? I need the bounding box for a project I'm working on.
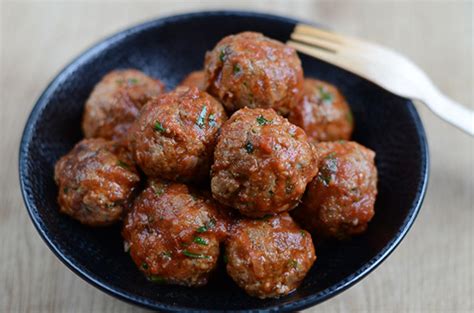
[54,32,377,299]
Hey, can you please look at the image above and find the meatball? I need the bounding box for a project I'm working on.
[82,69,165,142]
[122,180,230,286]
[225,213,315,299]
[54,138,140,226]
[289,78,354,143]
[205,32,304,115]
[293,141,377,239]
[211,108,317,217]
[129,87,227,182]
[179,70,207,91]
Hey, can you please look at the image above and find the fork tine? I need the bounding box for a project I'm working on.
[290,33,340,53]
[287,40,344,64]
[294,24,354,45]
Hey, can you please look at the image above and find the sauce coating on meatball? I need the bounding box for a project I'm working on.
[122,180,230,286]
[205,32,304,115]
[211,108,317,217]
[128,87,227,182]
[54,138,140,226]
[293,141,377,239]
[82,69,165,142]
[225,213,316,299]
[179,70,207,91]
[289,78,354,143]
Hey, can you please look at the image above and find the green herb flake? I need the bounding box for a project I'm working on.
[153,121,165,133]
[245,141,254,153]
[182,250,210,259]
[319,87,333,104]
[193,236,208,246]
[196,106,207,128]
[151,182,166,196]
[147,275,166,283]
[162,251,172,259]
[141,262,149,270]
[128,78,139,85]
[258,214,273,221]
[346,111,354,124]
[208,113,217,127]
[318,172,332,186]
[63,187,69,194]
[196,225,208,233]
[117,160,129,169]
[256,115,271,126]
[233,63,241,74]
[196,218,216,233]
[300,230,306,237]
[219,49,226,62]
[289,259,299,269]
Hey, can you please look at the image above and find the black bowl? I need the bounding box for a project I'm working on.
[19,11,429,312]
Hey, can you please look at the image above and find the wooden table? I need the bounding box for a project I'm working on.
[1,1,472,312]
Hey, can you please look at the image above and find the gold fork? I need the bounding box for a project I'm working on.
[288,24,474,136]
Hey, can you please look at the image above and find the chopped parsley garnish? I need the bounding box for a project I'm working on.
[63,187,69,194]
[196,218,216,233]
[196,225,208,233]
[219,46,229,62]
[151,182,166,196]
[182,250,210,259]
[193,236,208,246]
[289,259,299,269]
[148,275,166,283]
[346,111,353,124]
[196,106,207,128]
[233,64,241,74]
[153,121,165,133]
[208,113,217,127]
[128,78,139,85]
[117,160,129,169]
[318,172,332,186]
[162,251,172,259]
[300,230,306,237]
[256,115,271,126]
[141,262,149,270]
[258,214,273,221]
[245,141,254,153]
[319,87,333,104]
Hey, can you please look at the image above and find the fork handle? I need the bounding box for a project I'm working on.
[419,91,474,136]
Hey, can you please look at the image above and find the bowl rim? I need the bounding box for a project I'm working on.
[18,10,430,313]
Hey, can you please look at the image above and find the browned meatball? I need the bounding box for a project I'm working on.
[129,87,227,182]
[289,79,354,143]
[122,180,230,286]
[205,32,304,115]
[82,69,165,142]
[54,138,140,226]
[293,141,377,239]
[225,213,316,299]
[179,70,207,91]
[211,108,317,218]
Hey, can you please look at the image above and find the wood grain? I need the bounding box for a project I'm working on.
[1,1,472,312]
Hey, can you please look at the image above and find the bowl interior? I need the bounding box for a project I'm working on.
[19,11,428,312]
